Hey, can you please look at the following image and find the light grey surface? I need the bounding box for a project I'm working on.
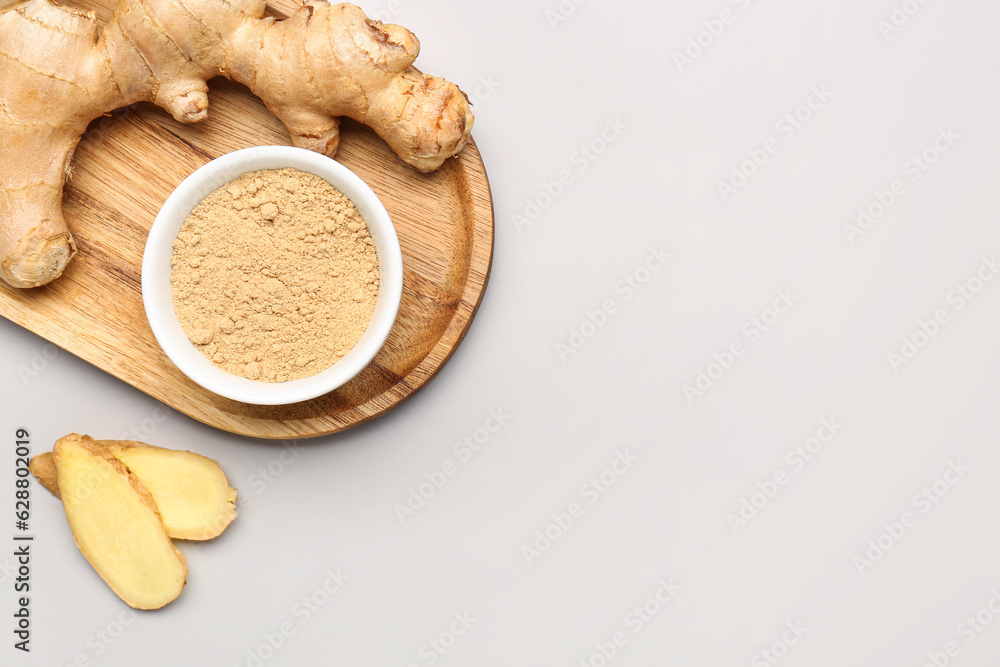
[4,0,1000,665]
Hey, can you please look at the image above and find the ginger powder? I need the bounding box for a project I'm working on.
[170,167,379,383]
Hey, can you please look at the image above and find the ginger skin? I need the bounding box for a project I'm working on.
[0,0,473,288]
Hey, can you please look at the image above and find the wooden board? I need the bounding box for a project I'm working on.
[0,23,493,439]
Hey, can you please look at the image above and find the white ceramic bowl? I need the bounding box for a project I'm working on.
[142,146,403,405]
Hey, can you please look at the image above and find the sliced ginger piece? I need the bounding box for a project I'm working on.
[53,434,187,609]
[29,441,144,498]
[109,443,237,541]
[31,440,237,541]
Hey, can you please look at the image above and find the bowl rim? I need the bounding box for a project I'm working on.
[141,145,403,406]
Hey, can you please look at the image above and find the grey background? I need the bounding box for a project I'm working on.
[5,0,1000,665]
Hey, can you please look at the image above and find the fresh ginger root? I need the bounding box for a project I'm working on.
[0,1,102,288]
[31,440,237,541]
[0,0,474,288]
[52,434,188,610]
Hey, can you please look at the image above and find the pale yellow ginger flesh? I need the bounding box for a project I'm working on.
[31,440,237,541]
[0,0,473,288]
[53,434,187,610]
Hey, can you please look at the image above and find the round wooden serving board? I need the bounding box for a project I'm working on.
[0,75,493,440]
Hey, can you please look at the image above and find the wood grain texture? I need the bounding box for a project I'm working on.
[0,1,494,439]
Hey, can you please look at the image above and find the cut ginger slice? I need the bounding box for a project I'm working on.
[53,434,187,610]
[31,440,237,541]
